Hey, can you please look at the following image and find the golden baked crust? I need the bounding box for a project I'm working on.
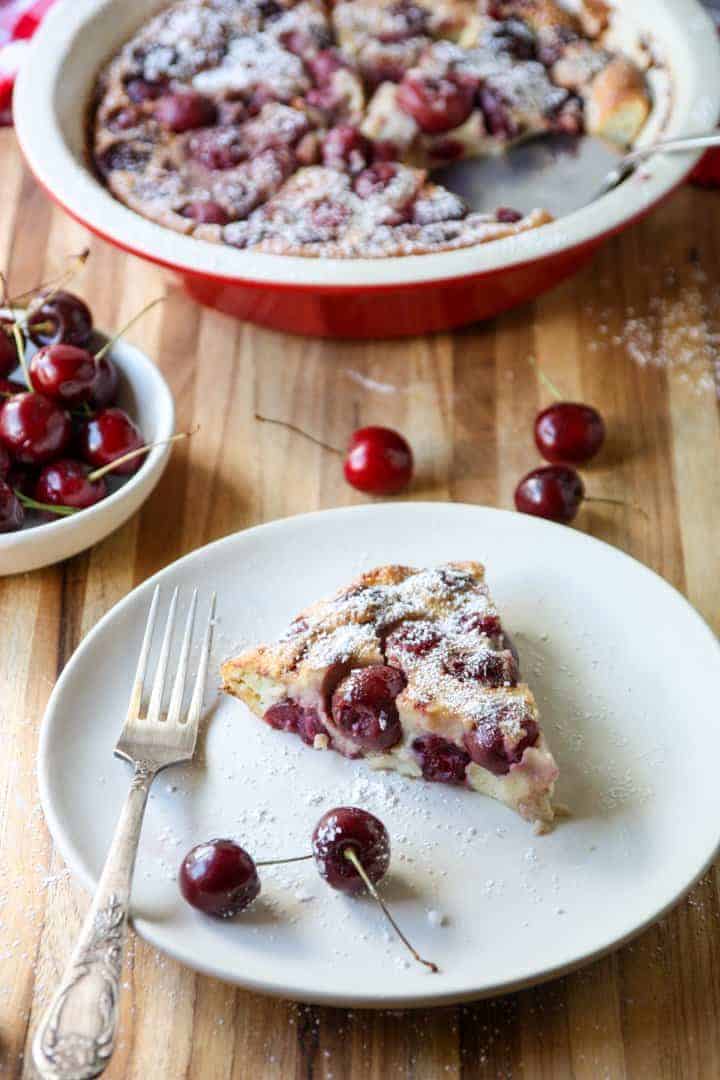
[221,562,559,827]
[585,57,651,145]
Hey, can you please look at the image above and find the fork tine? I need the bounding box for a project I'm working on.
[185,592,216,738]
[146,587,178,724]
[166,588,198,725]
[126,585,160,721]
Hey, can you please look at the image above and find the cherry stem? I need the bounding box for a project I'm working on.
[254,413,343,456]
[86,428,197,483]
[15,491,77,517]
[255,854,314,867]
[528,355,563,402]
[94,296,166,362]
[343,848,439,974]
[11,321,31,390]
[585,496,649,520]
[11,249,90,311]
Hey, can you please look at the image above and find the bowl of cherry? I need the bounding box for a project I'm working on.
[0,288,174,576]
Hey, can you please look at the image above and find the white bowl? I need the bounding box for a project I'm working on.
[0,341,174,576]
[12,0,720,336]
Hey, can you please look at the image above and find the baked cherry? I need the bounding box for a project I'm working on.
[187,126,247,170]
[181,200,230,225]
[0,329,16,376]
[386,621,441,657]
[0,479,23,533]
[397,73,474,134]
[89,354,119,409]
[443,649,518,688]
[77,408,144,475]
[0,392,71,466]
[265,700,329,747]
[312,807,438,971]
[125,77,167,103]
[155,91,217,133]
[464,714,539,776]
[322,125,369,173]
[307,48,346,86]
[344,426,413,496]
[34,459,108,511]
[312,807,390,894]
[331,665,405,751]
[179,839,260,917]
[412,734,470,785]
[534,403,606,465]
[27,291,93,348]
[29,344,97,405]
[353,163,398,198]
[514,465,585,524]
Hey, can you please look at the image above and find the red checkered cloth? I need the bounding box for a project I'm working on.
[0,0,56,123]
[1,0,719,185]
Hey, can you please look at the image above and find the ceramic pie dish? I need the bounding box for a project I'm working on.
[13,0,720,339]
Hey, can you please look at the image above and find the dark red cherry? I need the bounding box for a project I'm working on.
[125,77,167,103]
[412,734,470,784]
[352,162,398,198]
[514,465,585,524]
[27,291,93,348]
[464,714,539,777]
[34,459,108,511]
[331,665,405,751]
[0,479,23,533]
[179,839,260,917]
[385,621,441,657]
[89,354,119,409]
[459,612,501,637]
[0,377,24,397]
[397,73,475,134]
[155,91,217,133]
[0,392,71,465]
[77,408,144,475]
[181,200,230,225]
[312,807,390,894]
[496,207,523,224]
[0,328,16,376]
[29,344,96,405]
[478,86,518,138]
[306,48,346,86]
[265,700,329,747]
[443,649,518,688]
[534,403,606,465]
[344,426,413,496]
[0,444,10,480]
[322,125,369,173]
[187,125,247,170]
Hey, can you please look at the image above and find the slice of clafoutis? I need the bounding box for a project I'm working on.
[221,563,560,831]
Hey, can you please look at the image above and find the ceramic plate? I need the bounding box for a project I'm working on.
[38,504,720,1007]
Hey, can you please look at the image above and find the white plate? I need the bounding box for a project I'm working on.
[38,504,720,1008]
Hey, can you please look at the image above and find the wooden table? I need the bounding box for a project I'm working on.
[2,126,720,1080]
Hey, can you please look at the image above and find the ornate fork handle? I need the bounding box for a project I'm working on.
[33,762,156,1080]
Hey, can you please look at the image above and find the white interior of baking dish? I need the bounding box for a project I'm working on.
[14,0,720,288]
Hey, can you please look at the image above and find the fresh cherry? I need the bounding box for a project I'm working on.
[155,91,217,133]
[534,403,606,465]
[27,291,93,348]
[0,328,16,376]
[34,459,108,511]
[29,344,97,405]
[0,392,71,466]
[514,465,585,524]
[89,354,119,409]
[0,479,23,532]
[0,377,24,397]
[179,839,261,917]
[312,807,390,895]
[412,734,470,785]
[77,408,144,475]
[331,665,405,751]
[312,806,438,971]
[344,426,413,496]
[397,73,475,134]
[0,444,10,480]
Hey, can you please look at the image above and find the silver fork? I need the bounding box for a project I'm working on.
[32,586,216,1080]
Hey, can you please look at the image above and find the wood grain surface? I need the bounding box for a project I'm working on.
[2,126,720,1079]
